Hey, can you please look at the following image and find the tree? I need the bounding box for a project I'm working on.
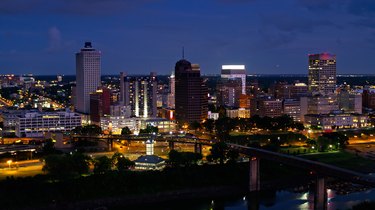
[139,125,158,134]
[42,138,57,155]
[168,149,182,167]
[210,141,228,164]
[73,125,102,135]
[227,149,239,163]
[116,157,135,171]
[189,121,202,130]
[121,127,132,135]
[202,119,215,133]
[112,152,134,171]
[168,150,202,167]
[94,156,112,174]
[70,152,91,174]
[43,152,91,178]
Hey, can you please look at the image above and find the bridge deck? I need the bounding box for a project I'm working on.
[229,143,375,187]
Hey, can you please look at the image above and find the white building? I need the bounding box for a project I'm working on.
[134,139,165,170]
[75,42,101,114]
[15,111,81,137]
[167,71,175,109]
[304,112,369,130]
[119,72,157,118]
[221,65,246,94]
[100,117,176,135]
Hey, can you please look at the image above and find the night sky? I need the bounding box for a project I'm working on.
[1,0,375,75]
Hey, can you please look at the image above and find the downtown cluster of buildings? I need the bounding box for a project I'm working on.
[211,53,373,130]
[1,42,375,138]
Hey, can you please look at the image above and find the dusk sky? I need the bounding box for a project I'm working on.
[1,0,375,75]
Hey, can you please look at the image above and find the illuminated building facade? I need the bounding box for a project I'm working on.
[307,95,338,115]
[304,112,369,130]
[283,99,302,122]
[75,42,101,114]
[100,117,176,134]
[119,72,157,118]
[221,65,246,94]
[308,53,336,95]
[217,78,242,107]
[15,111,81,137]
[254,98,283,118]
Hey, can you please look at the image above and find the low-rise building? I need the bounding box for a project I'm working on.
[304,112,369,130]
[100,117,176,134]
[15,110,81,137]
[283,99,301,122]
[134,139,165,170]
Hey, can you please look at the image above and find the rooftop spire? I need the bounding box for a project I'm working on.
[182,47,185,59]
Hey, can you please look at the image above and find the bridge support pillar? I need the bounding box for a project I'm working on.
[108,139,113,152]
[249,157,260,192]
[194,143,202,154]
[169,141,175,150]
[314,176,327,210]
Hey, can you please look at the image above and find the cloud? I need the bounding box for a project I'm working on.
[297,0,344,11]
[256,28,296,49]
[261,14,335,34]
[46,26,62,52]
[0,0,49,14]
[347,0,375,17]
[0,0,159,16]
[217,0,256,3]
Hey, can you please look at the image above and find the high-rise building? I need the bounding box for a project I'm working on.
[167,71,175,109]
[175,59,207,124]
[90,87,111,124]
[119,72,157,118]
[308,53,336,95]
[217,78,242,107]
[221,65,246,94]
[75,42,101,114]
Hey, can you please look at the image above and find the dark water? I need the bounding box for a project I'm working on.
[129,188,375,210]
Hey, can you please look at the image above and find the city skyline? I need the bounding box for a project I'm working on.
[1,0,375,75]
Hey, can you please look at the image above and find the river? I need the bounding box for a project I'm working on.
[130,188,375,210]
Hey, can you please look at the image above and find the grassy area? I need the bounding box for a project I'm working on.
[301,151,375,173]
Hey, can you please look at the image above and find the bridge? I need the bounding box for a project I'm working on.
[70,134,214,154]
[229,143,375,210]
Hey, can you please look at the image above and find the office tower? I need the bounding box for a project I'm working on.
[308,53,336,95]
[167,71,175,109]
[175,59,207,124]
[75,42,101,114]
[119,72,125,105]
[217,78,242,107]
[90,87,111,124]
[221,65,246,94]
[119,72,157,118]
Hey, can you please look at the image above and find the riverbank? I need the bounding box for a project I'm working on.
[35,186,246,210]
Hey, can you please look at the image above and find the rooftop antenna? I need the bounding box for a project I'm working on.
[182,47,185,59]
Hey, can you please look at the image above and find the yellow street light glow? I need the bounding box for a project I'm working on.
[222,65,245,70]
[7,160,12,169]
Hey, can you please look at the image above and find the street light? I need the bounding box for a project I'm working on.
[7,160,12,169]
